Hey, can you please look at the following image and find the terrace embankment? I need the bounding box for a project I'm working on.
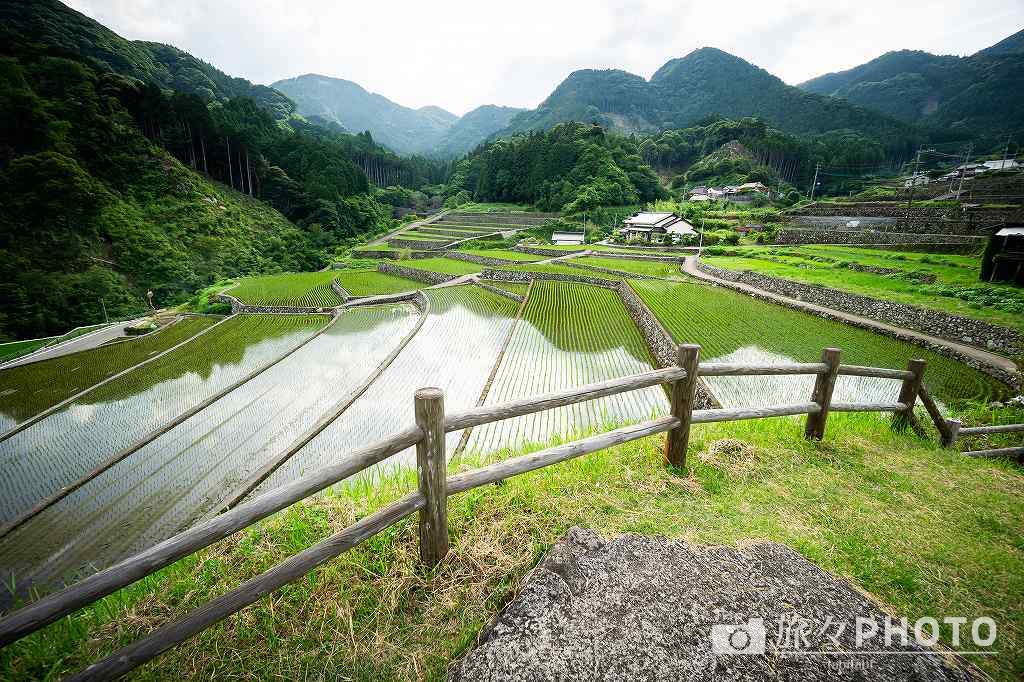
[480,268,620,288]
[774,228,985,250]
[616,281,719,408]
[689,259,1020,388]
[377,261,461,285]
[214,292,337,315]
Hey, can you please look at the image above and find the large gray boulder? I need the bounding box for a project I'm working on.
[451,528,980,681]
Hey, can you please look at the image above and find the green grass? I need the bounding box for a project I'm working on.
[703,246,1024,332]
[0,339,55,364]
[3,415,1020,680]
[629,279,1008,405]
[334,270,422,297]
[0,316,218,424]
[397,231,457,242]
[458,249,546,262]
[398,258,484,277]
[576,256,684,279]
[229,272,343,308]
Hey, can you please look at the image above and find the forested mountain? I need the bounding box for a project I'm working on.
[798,29,1024,138]
[434,105,525,157]
[501,48,920,154]
[0,0,295,119]
[451,122,665,211]
[274,74,521,157]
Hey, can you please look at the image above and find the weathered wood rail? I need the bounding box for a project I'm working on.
[0,344,1013,679]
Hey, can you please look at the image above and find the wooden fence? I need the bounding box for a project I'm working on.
[0,344,1019,679]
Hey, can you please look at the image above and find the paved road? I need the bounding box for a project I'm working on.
[1,318,148,369]
[683,256,1018,376]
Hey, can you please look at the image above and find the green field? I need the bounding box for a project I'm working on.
[630,279,1007,405]
[458,249,546,262]
[334,270,422,297]
[0,316,218,426]
[230,272,343,308]
[398,258,484,276]
[576,256,684,279]
[0,339,55,364]
[396,231,455,242]
[704,246,1024,332]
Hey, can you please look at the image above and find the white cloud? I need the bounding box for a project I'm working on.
[65,0,1024,115]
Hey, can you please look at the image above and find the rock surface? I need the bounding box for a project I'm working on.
[450,528,980,681]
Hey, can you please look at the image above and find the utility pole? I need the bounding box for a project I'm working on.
[907,147,923,209]
[809,163,820,202]
[100,298,108,324]
[956,143,973,200]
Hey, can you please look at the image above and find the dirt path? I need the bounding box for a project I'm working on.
[683,256,1018,377]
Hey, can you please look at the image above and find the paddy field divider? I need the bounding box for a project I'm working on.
[1,345,1019,679]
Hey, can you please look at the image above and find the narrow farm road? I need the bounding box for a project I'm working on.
[683,256,1019,377]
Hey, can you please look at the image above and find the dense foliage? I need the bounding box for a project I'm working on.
[454,122,666,212]
[0,36,389,340]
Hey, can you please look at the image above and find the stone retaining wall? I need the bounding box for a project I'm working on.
[616,281,719,409]
[775,228,984,247]
[513,246,581,257]
[477,281,525,304]
[387,238,449,250]
[591,252,685,263]
[330,280,350,302]
[213,293,335,315]
[696,261,1020,387]
[480,268,620,288]
[444,251,520,266]
[377,261,459,285]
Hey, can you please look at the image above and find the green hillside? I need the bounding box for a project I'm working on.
[798,30,1024,138]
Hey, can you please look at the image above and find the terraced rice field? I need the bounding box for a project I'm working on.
[575,256,684,279]
[630,279,1007,406]
[465,282,667,455]
[229,272,343,307]
[459,249,546,262]
[0,316,217,427]
[0,315,325,526]
[482,281,531,296]
[334,270,421,297]
[489,262,625,280]
[0,305,422,589]
[261,286,520,490]
[399,258,485,277]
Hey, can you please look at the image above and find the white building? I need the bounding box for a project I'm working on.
[552,230,585,246]
[620,212,697,244]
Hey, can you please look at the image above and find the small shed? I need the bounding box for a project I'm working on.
[552,230,585,246]
[981,226,1024,284]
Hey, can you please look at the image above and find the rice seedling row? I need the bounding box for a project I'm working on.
[459,249,546,262]
[575,256,684,279]
[229,272,343,307]
[466,282,667,456]
[261,286,520,491]
[0,305,423,591]
[398,258,484,277]
[334,270,422,297]
[489,262,626,280]
[0,315,324,526]
[629,279,1006,406]
[0,317,217,428]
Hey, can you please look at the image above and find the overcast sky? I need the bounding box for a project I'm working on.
[66,0,1024,116]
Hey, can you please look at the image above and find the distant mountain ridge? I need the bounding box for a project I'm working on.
[272,74,522,157]
[500,47,918,149]
[798,29,1024,136]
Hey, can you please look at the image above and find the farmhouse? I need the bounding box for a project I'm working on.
[903,173,930,188]
[552,230,586,246]
[981,225,1024,284]
[620,212,697,244]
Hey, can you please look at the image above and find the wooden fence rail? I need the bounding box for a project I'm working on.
[0,344,1017,679]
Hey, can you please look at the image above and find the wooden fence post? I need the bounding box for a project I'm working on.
[892,359,926,432]
[942,419,961,448]
[415,387,449,568]
[665,344,700,470]
[805,347,841,440]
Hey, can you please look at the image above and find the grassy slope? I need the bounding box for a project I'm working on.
[2,415,1020,680]
[399,258,484,277]
[704,246,1023,332]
